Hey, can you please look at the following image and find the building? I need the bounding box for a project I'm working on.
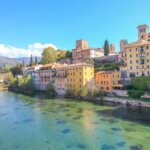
[66,63,94,93]
[124,24,150,77]
[38,63,59,90]
[95,71,122,92]
[55,64,68,96]
[119,40,128,63]
[23,65,42,90]
[72,40,104,63]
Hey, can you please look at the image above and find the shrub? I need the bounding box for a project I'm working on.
[9,75,35,95]
[132,77,150,91]
[46,84,57,98]
[127,90,145,99]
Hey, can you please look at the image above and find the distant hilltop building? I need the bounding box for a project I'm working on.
[72,39,115,63]
[120,24,150,77]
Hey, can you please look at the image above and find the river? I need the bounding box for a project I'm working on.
[0,91,150,150]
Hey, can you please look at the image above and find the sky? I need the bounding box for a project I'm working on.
[0,0,150,58]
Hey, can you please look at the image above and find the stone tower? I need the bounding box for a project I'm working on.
[76,40,89,50]
[137,24,149,41]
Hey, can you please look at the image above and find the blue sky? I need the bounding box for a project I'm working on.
[0,0,150,57]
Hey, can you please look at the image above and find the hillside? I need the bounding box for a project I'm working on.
[0,56,41,66]
[0,56,18,66]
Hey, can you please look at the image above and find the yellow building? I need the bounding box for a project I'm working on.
[66,63,94,92]
[95,71,122,92]
[125,24,150,77]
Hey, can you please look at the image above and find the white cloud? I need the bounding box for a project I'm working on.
[0,43,58,58]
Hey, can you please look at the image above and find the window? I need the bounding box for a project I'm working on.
[130,55,132,58]
[136,60,138,63]
[136,54,138,57]
[141,59,144,64]
[130,60,132,64]
[130,66,132,70]
[147,46,149,49]
[140,46,144,51]
[147,59,149,63]
[147,65,149,69]
[130,49,132,52]
[136,66,138,69]
[147,53,149,56]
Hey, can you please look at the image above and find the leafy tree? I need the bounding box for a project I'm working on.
[104,40,110,56]
[11,64,25,77]
[9,75,35,95]
[66,51,72,58]
[41,47,57,64]
[132,77,150,91]
[127,90,145,99]
[46,84,57,98]
[30,55,34,66]
[57,50,67,60]
[78,86,88,97]
[35,56,38,65]
[5,73,14,84]
[4,65,11,72]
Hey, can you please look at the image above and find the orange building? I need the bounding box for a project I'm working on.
[95,71,122,92]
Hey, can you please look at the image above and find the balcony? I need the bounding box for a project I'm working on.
[139,54,145,58]
[139,47,145,54]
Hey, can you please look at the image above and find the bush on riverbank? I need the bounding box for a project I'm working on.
[127,90,145,99]
[45,84,57,98]
[9,75,35,95]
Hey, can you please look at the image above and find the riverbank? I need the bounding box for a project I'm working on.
[0,83,8,91]
[66,95,150,110]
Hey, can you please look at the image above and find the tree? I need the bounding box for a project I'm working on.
[35,56,38,65]
[104,40,110,56]
[57,50,67,60]
[66,51,72,58]
[132,77,150,91]
[78,86,88,97]
[9,75,35,95]
[46,83,57,98]
[30,55,34,66]
[127,90,145,99]
[41,47,57,64]
[11,64,25,77]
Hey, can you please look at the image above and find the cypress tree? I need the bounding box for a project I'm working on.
[35,56,38,65]
[30,55,33,66]
[104,40,110,56]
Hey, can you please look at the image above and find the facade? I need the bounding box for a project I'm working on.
[38,64,57,90]
[96,71,122,92]
[119,40,128,63]
[55,64,68,95]
[124,24,150,77]
[66,63,94,92]
[23,65,42,90]
[72,39,116,63]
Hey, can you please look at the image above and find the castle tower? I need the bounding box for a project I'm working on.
[76,40,89,50]
[137,24,149,41]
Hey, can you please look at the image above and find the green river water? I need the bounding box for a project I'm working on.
[0,91,150,150]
